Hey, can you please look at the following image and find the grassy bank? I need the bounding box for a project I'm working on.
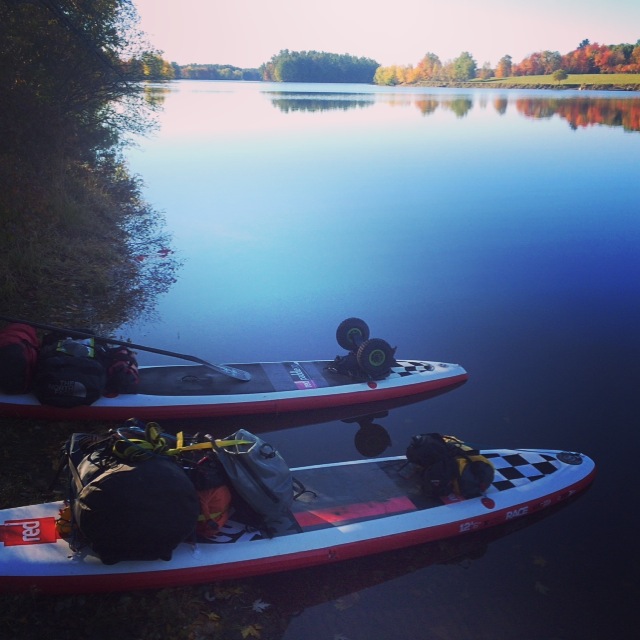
[414,73,640,91]
[476,73,640,90]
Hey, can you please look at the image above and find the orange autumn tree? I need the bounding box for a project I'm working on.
[495,55,513,78]
[373,40,640,85]
[514,40,640,75]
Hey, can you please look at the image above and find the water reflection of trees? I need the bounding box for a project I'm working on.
[267,92,375,113]
[514,97,640,131]
[143,84,170,108]
[414,97,473,117]
[414,99,440,116]
[447,98,474,118]
[414,95,640,131]
[267,92,640,131]
[493,97,508,115]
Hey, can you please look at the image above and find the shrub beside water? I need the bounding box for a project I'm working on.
[0,0,180,329]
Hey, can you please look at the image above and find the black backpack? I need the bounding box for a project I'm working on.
[34,336,106,407]
[66,429,200,564]
[406,433,461,497]
[406,433,495,499]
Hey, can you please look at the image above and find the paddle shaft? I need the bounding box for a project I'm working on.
[0,315,251,381]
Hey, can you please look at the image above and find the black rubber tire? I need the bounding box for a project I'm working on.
[354,423,392,457]
[357,338,394,377]
[336,317,370,351]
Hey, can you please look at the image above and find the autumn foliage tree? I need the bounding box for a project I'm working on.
[373,40,640,85]
[417,53,444,80]
[495,55,513,78]
[514,40,640,75]
[374,51,477,85]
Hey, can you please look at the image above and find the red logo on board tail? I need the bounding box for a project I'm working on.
[287,363,319,390]
[1,517,59,546]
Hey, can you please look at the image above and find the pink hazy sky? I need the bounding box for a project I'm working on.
[132,0,640,68]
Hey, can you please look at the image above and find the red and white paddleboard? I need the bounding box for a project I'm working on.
[0,446,595,595]
[0,317,467,421]
[0,358,467,421]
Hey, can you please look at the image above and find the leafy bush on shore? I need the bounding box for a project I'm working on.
[0,0,180,329]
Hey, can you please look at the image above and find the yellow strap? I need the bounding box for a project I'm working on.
[198,511,224,522]
[167,436,253,456]
[214,438,253,448]
[113,438,155,461]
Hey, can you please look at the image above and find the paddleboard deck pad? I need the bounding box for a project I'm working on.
[0,359,468,421]
[0,447,595,594]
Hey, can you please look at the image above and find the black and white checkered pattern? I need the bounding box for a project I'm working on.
[484,451,560,491]
[391,361,437,377]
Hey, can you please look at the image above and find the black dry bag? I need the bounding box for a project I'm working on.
[69,433,200,564]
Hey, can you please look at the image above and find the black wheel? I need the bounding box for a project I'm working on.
[357,338,394,378]
[336,317,370,351]
[354,423,392,457]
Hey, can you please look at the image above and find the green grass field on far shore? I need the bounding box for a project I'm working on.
[479,73,640,86]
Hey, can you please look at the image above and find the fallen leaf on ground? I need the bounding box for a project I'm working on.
[241,623,263,638]
[251,598,271,613]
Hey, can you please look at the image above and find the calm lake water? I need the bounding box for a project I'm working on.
[124,81,640,639]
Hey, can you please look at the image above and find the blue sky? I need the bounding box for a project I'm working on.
[132,0,640,68]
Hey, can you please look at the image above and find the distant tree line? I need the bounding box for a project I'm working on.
[260,50,380,83]
[174,64,261,81]
[127,54,261,81]
[142,50,381,84]
[374,39,640,85]
[143,50,380,84]
[148,39,640,87]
